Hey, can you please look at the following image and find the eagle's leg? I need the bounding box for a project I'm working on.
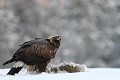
[28,63,47,74]
[37,63,47,73]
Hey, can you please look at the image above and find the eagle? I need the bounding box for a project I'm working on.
[3,35,61,75]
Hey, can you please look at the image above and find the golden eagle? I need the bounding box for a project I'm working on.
[3,35,61,75]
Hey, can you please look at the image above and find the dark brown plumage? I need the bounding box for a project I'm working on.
[3,35,61,75]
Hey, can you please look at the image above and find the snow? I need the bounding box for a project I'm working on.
[0,68,120,80]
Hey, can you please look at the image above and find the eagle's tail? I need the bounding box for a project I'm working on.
[7,67,23,75]
[7,61,24,75]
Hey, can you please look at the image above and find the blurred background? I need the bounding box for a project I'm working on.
[0,0,120,68]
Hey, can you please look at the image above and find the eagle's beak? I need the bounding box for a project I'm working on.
[56,35,61,41]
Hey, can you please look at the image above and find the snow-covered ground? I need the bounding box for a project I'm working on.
[0,68,120,80]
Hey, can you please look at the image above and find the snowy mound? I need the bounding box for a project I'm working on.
[0,68,120,80]
[0,62,120,80]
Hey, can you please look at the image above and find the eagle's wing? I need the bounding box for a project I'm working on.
[14,39,57,65]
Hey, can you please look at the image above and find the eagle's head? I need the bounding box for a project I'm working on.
[47,35,61,48]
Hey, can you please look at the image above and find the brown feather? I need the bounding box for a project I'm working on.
[4,35,61,75]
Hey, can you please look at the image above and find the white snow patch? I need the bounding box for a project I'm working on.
[0,68,120,80]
